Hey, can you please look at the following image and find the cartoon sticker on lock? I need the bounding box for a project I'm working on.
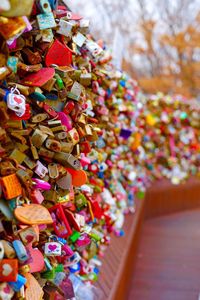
[44,236,61,256]
[6,87,26,117]
[0,259,18,282]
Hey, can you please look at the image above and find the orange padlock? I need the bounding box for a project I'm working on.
[0,259,18,282]
[1,173,22,200]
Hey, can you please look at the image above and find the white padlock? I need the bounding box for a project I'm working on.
[6,87,26,117]
[44,241,62,256]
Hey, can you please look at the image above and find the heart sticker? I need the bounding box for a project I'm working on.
[48,244,57,251]
[25,235,34,243]
[13,96,23,104]
[2,264,12,277]
[3,284,12,294]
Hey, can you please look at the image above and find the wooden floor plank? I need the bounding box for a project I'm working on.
[129,209,200,300]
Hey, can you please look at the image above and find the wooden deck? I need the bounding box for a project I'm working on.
[95,177,200,300]
[128,209,200,300]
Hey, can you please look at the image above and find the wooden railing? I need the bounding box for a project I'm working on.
[95,177,200,300]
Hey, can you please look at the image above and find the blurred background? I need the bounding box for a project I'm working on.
[65,0,200,98]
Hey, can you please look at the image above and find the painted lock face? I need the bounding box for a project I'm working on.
[6,89,26,117]
[44,242,61,256]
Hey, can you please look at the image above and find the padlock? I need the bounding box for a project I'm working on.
[0,161,16,176]
[80,73,92,86]
[0,16,26,40]
[23,156,37,170]
[37,12,56,30]
[57,19,74,37]
[8,274,27,292]
[35,161,48,178]
[42,78,56,91]
[56,173,72,190]
[39,125,54,137]
[32,178,51,191]
[64,252,81,267]
[1,173,22,200]
[6,91,26,118]
[0,241,4,260]
[43,189,58,202]
[44,241,61,256]
[60,142,74,153]
[9,149,26,164]
[67,128,80,145]
[18,226,38,245]
[16,169,32,189]
[55,132,68,140]
[75,193,87,209]
[48,163,59,179]
[32,129,48,148]
[1,241,16,259]
[67,81,82,101]
[57,112,73,131]
[31,113,48,123]
[49,204,72,238]
[45,139,61,152]
[80,140,91,154]
[12,240,29,262]
[51,125,67,133]
[30,189,44,204]
[43,103,58,118]
[0,259,18,282]
[63,101,75,115]
[54,153,81,170]
[38,147,54,159]
[0,282,14,300]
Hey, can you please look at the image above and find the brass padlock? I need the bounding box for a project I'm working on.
[38,125,54,137]
[43,189,58,202]
[16,169,32,189]
[0,161,16,176]
[67,128,80,145]
[42,78,56,92]
[60,142,74,153]
[23,156,37,170]
[0,127,6,142]
[48,163,59,179]
[54,152,81,170]
[15,143,29,153]
[38,147,54,159]
[9,149,26,164]
[31,113,48,123]
[45,139,61,153]
[22,48,42,65]
[54,132,67,140]
[32,129,48,148]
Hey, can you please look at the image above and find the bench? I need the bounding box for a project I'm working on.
[95,177,200,300]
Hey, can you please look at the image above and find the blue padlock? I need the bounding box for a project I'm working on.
[12,240,28,262]
[8,274,27,292]
[48,0,58,10]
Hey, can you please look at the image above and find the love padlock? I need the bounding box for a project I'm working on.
[6,88,26,117]
[44,237,62,256]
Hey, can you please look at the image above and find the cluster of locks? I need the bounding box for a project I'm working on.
[0,0,199,299]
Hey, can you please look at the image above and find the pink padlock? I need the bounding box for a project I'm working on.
[57,112,73,131]
[30,189,44,204]
[32,178,51,190]
[35,161,48,178]
[79,153,91,167]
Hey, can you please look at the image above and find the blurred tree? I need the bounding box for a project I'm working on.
[133,0,200,97]
[66,0,200,97]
